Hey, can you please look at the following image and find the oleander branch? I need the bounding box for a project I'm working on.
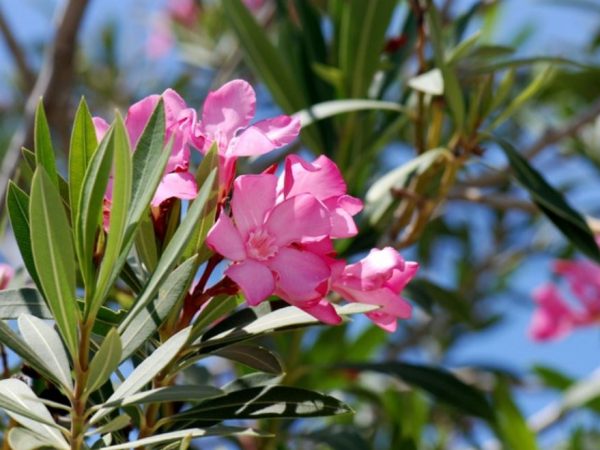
[0,6,35,90]
[0,0,91,206]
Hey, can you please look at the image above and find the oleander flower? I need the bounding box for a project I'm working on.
[206,173,340,322]
[0,264,13,290]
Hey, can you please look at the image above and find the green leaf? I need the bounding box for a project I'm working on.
[85,414,131,437]
[491,136,600,263]
[486,65,555,131]
[0,379,69,449]
[76,124,115,288]
[212,343,283,374]
[30,168,79,357]
[118,170,216,333]
[126,99,169,241]
[446,31,481,65]
[341,362,495,422]
[170,386,351,423]
[183,144,219,261]
[34,100,58,188]
[293,100,408,128]
[426,0,465,129]
[86,328,122,394]
[338,0,397,97]
[18,314,73,391]
[8,427,57,450]
[199,303,378,351]
[134,214,159,272]
[190,295,242,342]
[100,385,223,409]
[0,288,51,319]
[99,427,264,450]
[6,182,40,287]
[493,380,539,450]
[222,373,284,393]
[90,113,132,317]
[0,319,62,386]
[69,97,99,227]
[119,257,198,361]
[90,327,191,424]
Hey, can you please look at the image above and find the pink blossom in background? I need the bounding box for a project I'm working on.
[0,264,14,290]
[196,80,300,189]
[332,248,417,332]
[243,0,266,12]
[167,0,199,27]
[529,259,600,341]
[146,18,176,59]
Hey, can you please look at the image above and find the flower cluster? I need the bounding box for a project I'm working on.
[97,79,418,332]
[206,153,418,331]
[529,258,600,341]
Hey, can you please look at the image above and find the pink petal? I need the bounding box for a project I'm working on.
[283,155,347,200]
[325,195,363,238]
[163,88,189,126]
[366,311,399,332]
[93,117,110,142]
[125,94,160,149]
[298,299,342,325]
[206,214,246,261]
[265,194,330,246]
[268,247,330,302]
[229,115,300,157]
[343,247,406,290]
[151,172,198,207]
[231,174,277,239]
[225,260,275,306]
[201,80,256,144]
[386,261,419,293]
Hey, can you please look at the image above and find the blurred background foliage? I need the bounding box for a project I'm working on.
[2,0,600,449]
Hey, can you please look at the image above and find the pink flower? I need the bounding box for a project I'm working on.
[0,264,14,290]
[280,155,363,238]
[146,18,176,59]
[94,89,199,208]
[206,173,341,322]
[196,80,300,189]
[331,248,418,332]
[243,0,266,12]
[529,259,600,341]
[167,0,199,27]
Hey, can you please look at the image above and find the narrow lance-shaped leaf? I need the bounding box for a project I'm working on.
[169,386,351,423]
[6,182,41,287]
[100,385,223,409]
[90,327,192,424]
[18,314,73,391]
[69,97,98,226]
[76,124,115,289]
[8,428,57,450]
[29,168,80,357]
[119,257,198,361]
[490,136,600,263]
[89,113,132,318]
[0,319,62,386]
[86,328,122,394]
[0,288,52,319]
[212,343,283,374]
[339,362,495,422]
[34,100,59,187]
[0,379,69,449]
[493,380,539,450]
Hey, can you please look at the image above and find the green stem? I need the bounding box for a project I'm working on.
[70,322,91,450]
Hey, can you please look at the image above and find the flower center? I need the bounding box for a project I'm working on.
[246,229,278,261]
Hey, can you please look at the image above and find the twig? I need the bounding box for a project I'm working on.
[464,96,600,187]
[0,0,91,208]
[448,187,538,213]
[0,6,35,89]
